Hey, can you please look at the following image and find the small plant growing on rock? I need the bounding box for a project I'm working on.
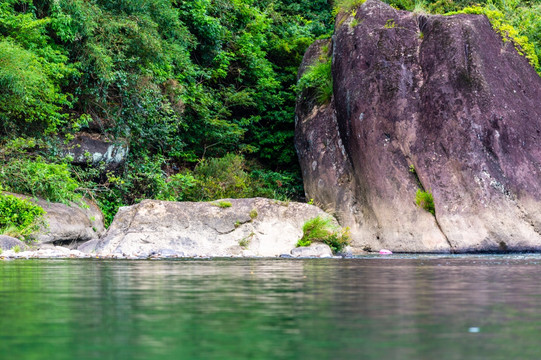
[296,49,333,105]
[297,216,350,253]
[12,245,21,253]
[384,19,396,28]
[214,201,232,208]
[416,189,435,215]
[239,232,254,249]
[249,209,258,220]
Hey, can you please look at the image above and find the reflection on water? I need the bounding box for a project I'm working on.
[1,255,541,359]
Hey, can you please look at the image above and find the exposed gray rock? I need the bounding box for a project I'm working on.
[77,239,99,253]
[291,244,333,258]
[296,0,541,253]
[64,132,128,169]
[81,198,335,257]
[336,245,354,258]
[35,198,105,245]
[0,236,27,251]
[8,193,105,246]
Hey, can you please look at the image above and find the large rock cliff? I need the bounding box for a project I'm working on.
[296,0,541,252]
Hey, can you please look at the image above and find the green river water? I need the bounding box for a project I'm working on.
[1,256,541,359]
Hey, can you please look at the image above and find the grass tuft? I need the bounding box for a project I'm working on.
[297,216,350,253]
[415,189,435,215]
[296,55,333,105]
[214,201,232,208]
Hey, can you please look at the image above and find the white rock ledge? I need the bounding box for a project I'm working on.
[80,198,343,258]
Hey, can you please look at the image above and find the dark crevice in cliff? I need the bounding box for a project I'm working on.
[413,16,453,253]
[434,215,453,252]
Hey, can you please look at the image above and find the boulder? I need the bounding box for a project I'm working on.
[35,198,105,246]
[296,0,541,252]
[290,244,333,258]
[64,132,128,170]
[0,235,27,251]
[9,193,105,246]
[80,198,335,257]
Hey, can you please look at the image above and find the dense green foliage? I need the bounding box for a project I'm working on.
[0,0,333,225]
[0,191,45,240]
[297,216,350,253]
[0,157,82,205]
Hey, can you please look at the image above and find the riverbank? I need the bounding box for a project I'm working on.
[0,244,351,260]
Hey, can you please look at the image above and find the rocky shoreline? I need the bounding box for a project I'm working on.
[0,244,350,260]
[1,197,352,260]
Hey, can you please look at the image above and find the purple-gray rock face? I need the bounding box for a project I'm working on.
[295,0,541,253]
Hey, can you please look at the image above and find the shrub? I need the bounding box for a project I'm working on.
[0,157,82,205]
[0,193,45,241]
[12,245,21,253]
[415,189,435,215]
[177,154,302,202]
[296,54,333,105]
[188,154,253,200]
[0,38,74,136]
[297,216,350,253]
[384,19,397,28]
[157,173,197,202]
[249,168,303,201]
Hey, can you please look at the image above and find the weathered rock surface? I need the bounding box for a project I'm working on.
[10,193,105,246]
[296,0,541,253]
[0,235,27,251]
[36,198,105,246]
[290,244,333,258]
[79,198,335,257]
[64,132,128,170]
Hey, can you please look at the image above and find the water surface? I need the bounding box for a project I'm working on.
[2,255,541,359]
